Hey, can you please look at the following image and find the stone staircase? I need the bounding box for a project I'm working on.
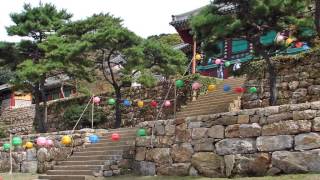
[176,77,246,118]
[38,127,137,180]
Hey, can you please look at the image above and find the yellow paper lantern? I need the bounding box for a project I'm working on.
[25,142,33,149]
[195,54,202,61]
[286,38,294,45]
[208,84,216,92]
[61,135,72,145]
[137,101,144,108]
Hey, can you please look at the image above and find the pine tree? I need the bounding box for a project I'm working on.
[191,0,315,105]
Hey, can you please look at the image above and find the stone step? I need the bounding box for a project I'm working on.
[177,107,229,118]
[47,170,93,176]
[97,136,136,141]
[73,150,123,156]
[107,127,138,132]
[179,103,231,113]
[57,160,105,166]
[85,141,135,148]
[68,155,122,161]
[53,165,103,171]
[38,175,86,180]
[84,145,133,151]
[182,96,240,109]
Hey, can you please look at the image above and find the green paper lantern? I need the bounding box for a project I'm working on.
[108,98,116,105]
[249,87,257,93]
[175,80,184,88]
[3,143,10,151]
[12,136,22,146]
[137,128,146,137]
[224,61,231,67]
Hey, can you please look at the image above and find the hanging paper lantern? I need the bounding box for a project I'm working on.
[150,100,158,108]
[123,99,131,107]
[45,139,54,147]
[295,42,303,48]
[195,54,202,61]
[3,143,10,151]
[249,87,257,93]
[89,134,100,143]
[164,100,171,107]
[93,96,101,105]
[224,61,231,67]
[25,142,33,149]
[36,137,47,147]
[275,33,285,43]
[137,128,147,137]
[303,45,310,50]
[234,87,245,94]
[111,133,120,141]
[61,135,72,145]
[223,84,231,92]
[207,58,212,64]
[215,59,222,64]
[192,82,201,90]
[208,84,216,92]
[137,100,144,108]
[175,80,184,88]
[108,98,116,105]
[286,38,294,46]
[12,136,22,146]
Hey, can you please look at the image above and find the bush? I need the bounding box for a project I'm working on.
[63,104,109,129]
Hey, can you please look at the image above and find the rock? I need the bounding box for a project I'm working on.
[193,138,214,152]
[239,123,261,137]
[189,122,202,128]
[215,138,256,155]
[155,121,165,135]
[26,148,37,161]
[21,161,37,173]
[135,136,154,147]
[266,167,282,176]
[293,110,316,120]
[311,101,320,110]
[189,166,198,176]
[175,123,191,143]
[146,148,171,164]
[214,115,238,125]
[256,135,293,151]
[292,88,307,99]
[192,128,208,140]
[171,143,193,163]
[312,117,320,131]
[37,148,48,163]
[290,103,310,111]
[165,124,175,136]
[191,152,224,177]
[169,163,191,176]
[225,124,240,138]
[132,161,156,176]
[308,85,320,95]
[157,136,174,147]
[262,120,311,136]
[207,125,224,139]
[103,170,113,177]
[261,106,279,116]
[266,113,292,124]
[272,150,320,173]
[294,133,320,150]
[238,115,249,124]
[135,147,146,161]
[224,155,235,177]
[112,169,120,176]
[230,153,271,176]
[288,81,299,90]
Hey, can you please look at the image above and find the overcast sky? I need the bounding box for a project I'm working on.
[0,0,209,42]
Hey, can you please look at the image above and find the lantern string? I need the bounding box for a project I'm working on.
[150,58,193,148]
[71,95,94,134]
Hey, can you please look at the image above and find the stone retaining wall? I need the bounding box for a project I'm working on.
[0,129,107,173]
[134,101,320,177]
[242,54,320,109]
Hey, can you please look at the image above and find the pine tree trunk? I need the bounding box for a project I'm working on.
[265,56,277,106]
[34,83,46,133]
[39,77,48,132]
[114,87,122,128]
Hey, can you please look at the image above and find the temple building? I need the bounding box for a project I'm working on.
[170,5,311,78]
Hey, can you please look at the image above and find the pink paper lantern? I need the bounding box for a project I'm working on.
[36,137,47,147]
[215,59,222,64]
[164,100,171,107]
[93,96,101,105]
[45,139,54,147]
[192,82,201,90]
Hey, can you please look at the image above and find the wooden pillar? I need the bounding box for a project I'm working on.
[192,40,197,74]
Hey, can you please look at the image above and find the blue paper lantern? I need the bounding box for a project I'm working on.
[123,99,131,107]
[207,58,212,64]
[223,84,231,92]
[302,45,310,50]
[89,134,100,143]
